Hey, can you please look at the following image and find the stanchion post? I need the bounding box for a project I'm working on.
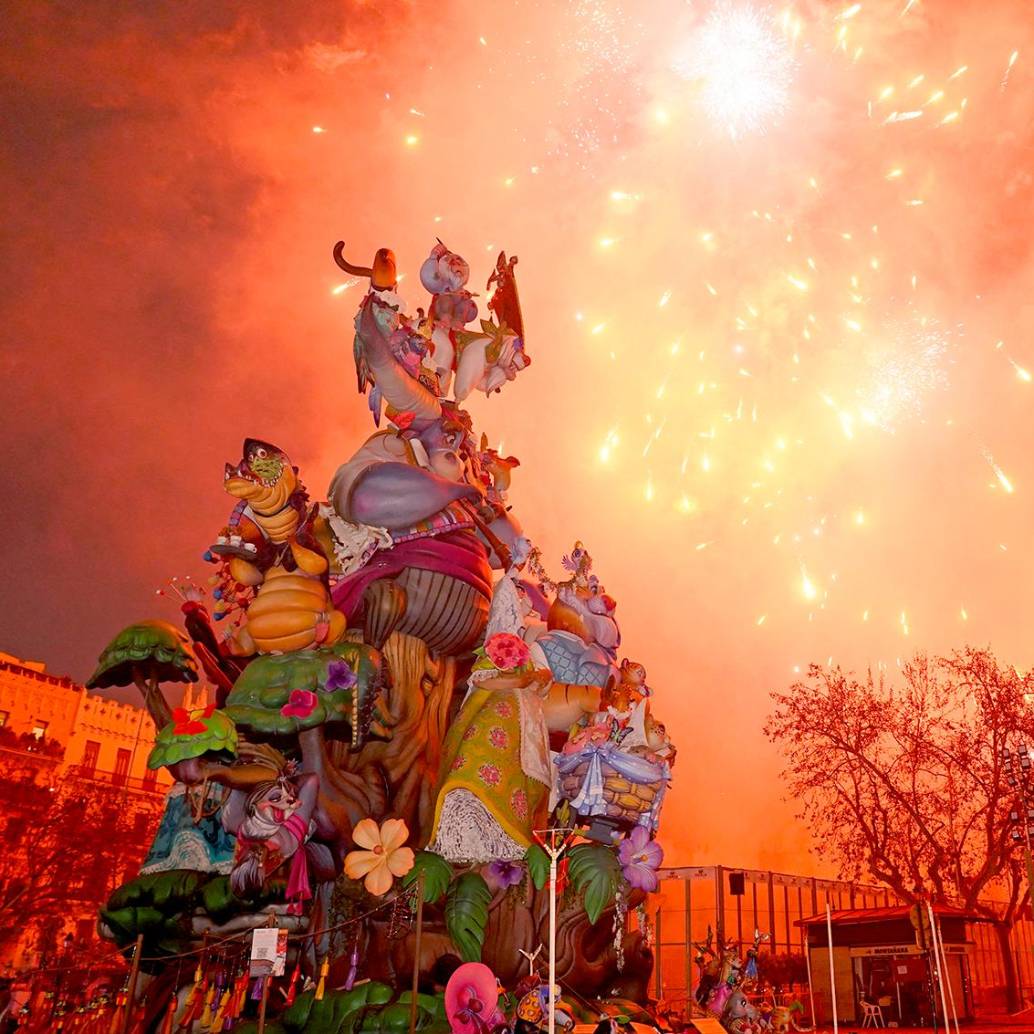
[257,974,271,1034]
[825,904,838,1034]
[409,872,426,1034]
[121,934,144,1034]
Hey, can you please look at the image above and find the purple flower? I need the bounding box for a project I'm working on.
[618,826,663,892]
[484,860,525,891]
[325,660,358,693]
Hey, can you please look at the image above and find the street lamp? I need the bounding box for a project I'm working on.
[1001,744,1034,905]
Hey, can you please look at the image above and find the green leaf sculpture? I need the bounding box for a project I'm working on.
[402,850,453,905]
[523,843,550,891]
[281,981,393,1032]
[567,843,622,925]
[445,872,492,962]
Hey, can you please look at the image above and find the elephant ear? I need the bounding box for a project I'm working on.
[567,843,622,925]
[445,872,492,962]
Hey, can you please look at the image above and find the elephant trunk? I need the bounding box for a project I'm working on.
[333,241,373,278]
[357,299,442,424]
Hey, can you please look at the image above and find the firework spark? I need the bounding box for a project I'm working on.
[852,315,952,431]
[675,3,796,138]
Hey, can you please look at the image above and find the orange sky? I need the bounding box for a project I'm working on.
[3,0,1034,875]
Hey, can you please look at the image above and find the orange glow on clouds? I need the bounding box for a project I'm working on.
[3,0,1034,872]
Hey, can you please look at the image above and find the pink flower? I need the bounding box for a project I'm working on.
[478,763,502,787]
[618,826,664,892]
[510,788,528,820]
[484,633,530,672]
[463,724,480,741]
[488,726,509,750]
[451,755,468,771]
[280,689,318,720]
[494,701,514,719]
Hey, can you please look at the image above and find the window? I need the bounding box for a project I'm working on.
[31,720,48,741]
[81,740,100,773]
[113,748,131,786]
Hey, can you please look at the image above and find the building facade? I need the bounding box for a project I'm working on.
[0,651,178,970]
[0,651,173,789]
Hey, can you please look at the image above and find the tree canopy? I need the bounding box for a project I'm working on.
[765,646,1034,1008]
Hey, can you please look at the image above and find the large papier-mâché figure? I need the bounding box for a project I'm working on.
[90,237,674,1031]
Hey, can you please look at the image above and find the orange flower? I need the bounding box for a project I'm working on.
[344,818,415,896]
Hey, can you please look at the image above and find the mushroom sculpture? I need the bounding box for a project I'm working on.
[223,642,387,844]
[87,619,199,728]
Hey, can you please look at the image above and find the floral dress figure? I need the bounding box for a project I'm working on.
[429,573,554,862]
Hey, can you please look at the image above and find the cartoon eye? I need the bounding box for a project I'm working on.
[255,447,268,459]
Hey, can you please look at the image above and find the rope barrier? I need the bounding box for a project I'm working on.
[8,886,411,979]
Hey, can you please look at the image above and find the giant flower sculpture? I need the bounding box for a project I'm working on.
[618,826,663,893]
[344,818,415,895]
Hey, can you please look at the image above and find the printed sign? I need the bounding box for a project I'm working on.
[250,927,288,977]
[690,1019,729,1034]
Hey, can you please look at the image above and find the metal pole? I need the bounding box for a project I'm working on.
[804,926,816,1028]
[685,877,693,1002]
[257,975,271,1034]
[549,849,557,1034]
[716,866,725,946]
[121,934,144,1034]
[768,872,777,955]
[928,904,951,1034]
[655,908,663,1000]
[409,871,426,1034]
[932,913,960,1034]
[825,905,838,1034]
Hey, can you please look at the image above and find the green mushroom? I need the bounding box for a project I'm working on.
[88,620,199,729]
[224,642,386,840]
[148,706,238,770]
[224,642,382,741]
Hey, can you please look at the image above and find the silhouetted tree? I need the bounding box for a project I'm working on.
[0,750,162,965]
[765,647,1034,1011]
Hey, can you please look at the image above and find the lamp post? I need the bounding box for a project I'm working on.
[1001,743,1034,904]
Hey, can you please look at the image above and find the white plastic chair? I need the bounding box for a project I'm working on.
[860,999,884,1028]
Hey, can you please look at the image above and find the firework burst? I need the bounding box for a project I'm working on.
[675,3,796,138]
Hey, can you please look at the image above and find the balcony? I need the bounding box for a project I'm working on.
[65,764,165,796]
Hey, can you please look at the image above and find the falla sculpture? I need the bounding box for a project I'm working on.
[88,238,676,1032]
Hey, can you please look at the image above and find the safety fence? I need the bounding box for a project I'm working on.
[649,865,1034,1013]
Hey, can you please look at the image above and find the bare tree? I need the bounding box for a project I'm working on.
[765,647,1034,1011]
[0,750,162,964]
